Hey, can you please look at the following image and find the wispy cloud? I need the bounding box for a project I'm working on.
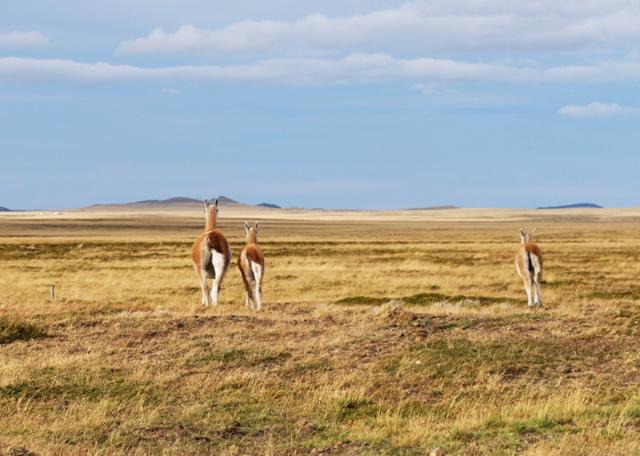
[558,102,638,118]
[117,1,640,55]
[3,55,640,86]
[0,54,640,85]
[0,31,49,49]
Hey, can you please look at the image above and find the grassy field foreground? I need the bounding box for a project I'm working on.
[1,210,640,455]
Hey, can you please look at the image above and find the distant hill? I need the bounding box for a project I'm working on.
[0,206,10,212]
[257,202,281,209]
[127,197,201,205]
[213,196,240,205]
[85,195,271,211]
[537,203,603,209]
[129,196,241,205]
[89,195,243,208]
[407,205,460,211]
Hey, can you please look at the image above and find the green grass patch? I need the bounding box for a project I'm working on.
[442,415,576,454]
[405,292,520,306]
[0,366,159,403]
[200,349,249,364]
[0,318,46,344]
[336,292,520,307]
[334,398,379,422]
[386,336,583,382]
[627,406,640,422]
[335,296,389,305]
[187,348,291,368]
[511,417,574,435]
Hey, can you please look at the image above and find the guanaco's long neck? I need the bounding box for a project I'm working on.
[205,208,216,231]
[247,230,257,245]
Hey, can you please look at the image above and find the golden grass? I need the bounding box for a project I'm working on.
[1,209,640,455]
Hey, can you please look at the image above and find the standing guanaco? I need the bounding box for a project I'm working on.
[238,221,264,310]
[515,227,543,307]
[191,199,231,307]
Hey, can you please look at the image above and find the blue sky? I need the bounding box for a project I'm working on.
[1,0,639,209]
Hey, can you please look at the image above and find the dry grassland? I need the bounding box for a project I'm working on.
[1,208,640,455]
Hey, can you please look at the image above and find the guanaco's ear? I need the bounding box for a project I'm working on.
[203,199,209,213]
[214,199,219,207]
[244,221,250,233]
[519,227,527,243]
[254,222,259,233]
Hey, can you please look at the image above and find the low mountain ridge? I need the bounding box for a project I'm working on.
[87,195,281,210]
[213,196,240,205]
[127,197,201,205]
[537,203,603,209]
[257,202,281,209]
[406,205,460,211]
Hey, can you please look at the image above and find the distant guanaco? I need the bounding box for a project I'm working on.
[515,227,543,307]
[191,199,231,307]
[238,221,265,310]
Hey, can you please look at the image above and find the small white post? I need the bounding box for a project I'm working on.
[49,285,56,302]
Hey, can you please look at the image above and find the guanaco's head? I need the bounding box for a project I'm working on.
[244,221,259,243]
[204,199,219,229]
[519,226,536,243]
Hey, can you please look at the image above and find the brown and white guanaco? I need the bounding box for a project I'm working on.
[515,226,543,307]
[238,221,265,310]
[191,199,231,307]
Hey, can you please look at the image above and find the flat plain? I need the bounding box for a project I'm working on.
[1,207,640,455]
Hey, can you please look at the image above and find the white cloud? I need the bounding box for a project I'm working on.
[118,24,285,55]
[117,1,640,55]
[2,55,640,86]
[558,102,638,118]
[0,31,49,48]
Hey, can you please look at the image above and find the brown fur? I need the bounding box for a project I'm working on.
[205,230,230,255]
[523,242,542,258]
[239,245,265,282]
[244,245,264,266]
[516,242,543,283]
[205,205,217,231]
[192,230,231,275]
